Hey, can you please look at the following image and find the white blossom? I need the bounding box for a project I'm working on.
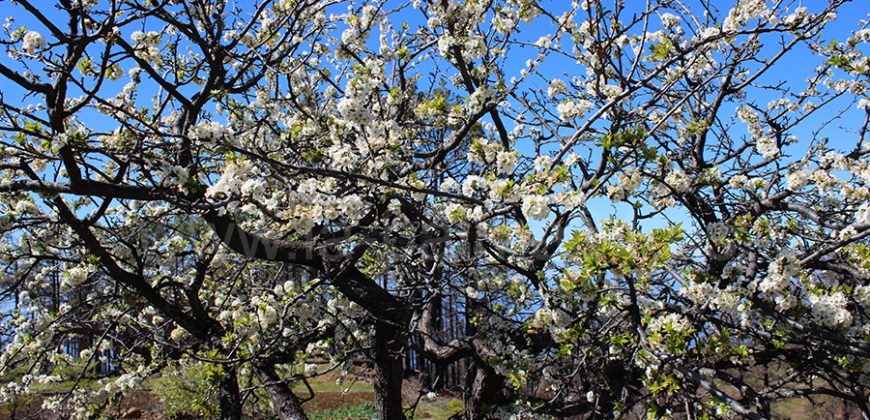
[548,79,567,97]
[787,170,811,190]
[61,265,92,292]
[758,251,799,294]
[21,31,45,54]
[756,137,779,159]
[522,195,550,220]
[808,291,852,327]
[496,150,519,175]
[586,390,596,403]
[660,13,681,29]
[557,99,594,120]
[665,167,691,193]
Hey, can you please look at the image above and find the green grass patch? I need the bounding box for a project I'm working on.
[308,400,376,420]
[413,398,464,419]
[30,377,104,393]
[293,378,374,394]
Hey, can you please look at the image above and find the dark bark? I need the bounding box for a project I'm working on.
[463,362,508,420]
[460,298,508,419]
[255,363,308,420]
[218,367,243,420]
[204,211,407,320]
[429,295,446,391]
[373,320,407,420]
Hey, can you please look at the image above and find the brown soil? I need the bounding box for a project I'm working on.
[3,389,384,419]
[1,372,449,419]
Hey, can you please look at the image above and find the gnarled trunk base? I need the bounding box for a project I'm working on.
[218,367,242,420]
[463,362,509,420]
[373,320,407,420]
[255,363,308,420]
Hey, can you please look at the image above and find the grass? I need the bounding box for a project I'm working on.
[309,401,377,420]
[412,398,464,419]
[293,377,375,394]
[305,398,464,420]
[30,377,104,393]
[1,366,464,419]
[771,396,858,420]
[293,373,463,419]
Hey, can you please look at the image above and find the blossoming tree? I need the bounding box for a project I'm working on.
[0,0,868,419]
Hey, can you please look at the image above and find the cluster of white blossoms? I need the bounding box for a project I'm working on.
[646,312,693,352]
[102,372,143,396]
[169,326,188,341]
[722,0,772,33]
[189,121,231,142]
[441,202,472,224]
[466,138,521,175]
[496,150,520,175]
[338,4,378,56]
[336,94,373,127]
[598,83,625,100]
[854,285,870,307]
[21,30,45,54]
[530,305,571,333]
[556,99,594,121]
[606,168,643,201]
[521,194,550,221]
[490,4,520,34]
[130,31,162,63]
[255,296,280,327]
[727,174,749,189]
[755,137,779,160]
[664,166,691,193]
[786,168,843,194]
[42,388,94,418]
[327,143,359,172]
[0,381,26,404]
[758,251,800,294]
[103,63,123,81]
[459,175,487,197]
[680,281,739,313]
[782,6,811,27]
[161,165,189,187]
[11,199,38,216]
[787,169,813,190]
[466,85,493,112]
[60,265,93,292]
[737,105,782,159]
[206,159,258,202]
[547,79,567,97]
[659,12,682,29]
[647,181,674,208]
[808,291,853,328]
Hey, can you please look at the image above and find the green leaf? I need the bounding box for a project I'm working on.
[649,39,673,61]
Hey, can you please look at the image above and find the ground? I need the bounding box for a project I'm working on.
[0,373,463,419]
[0,370,862,419]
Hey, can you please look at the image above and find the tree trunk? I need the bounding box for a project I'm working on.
[463,362,507,420]
[255,363,308,420]
[430,294,446,391]
[373,320,406,420]
[218,367,243,420]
